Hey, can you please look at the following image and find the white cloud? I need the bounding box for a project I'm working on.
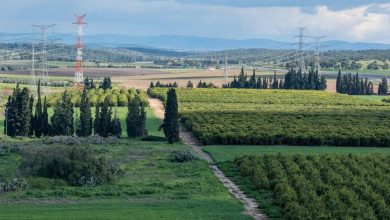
[0,0,388,43]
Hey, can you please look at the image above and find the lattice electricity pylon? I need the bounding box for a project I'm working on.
[73,14,87,87]
[312,36,326,72]
[31,24,56,96]
[223,53,229,86]
[294,27,309,73]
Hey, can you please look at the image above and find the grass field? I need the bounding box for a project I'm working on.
[204,145,390,163]
[0,108,251,220]
[0,199,250,220]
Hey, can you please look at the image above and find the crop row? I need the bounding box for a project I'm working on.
[148,88,390,147]
[47,88,148,107]
[236,154,390,219]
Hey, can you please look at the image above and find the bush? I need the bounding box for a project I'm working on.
[0,177,29,192]
[42,135,117,146]
[20,146,116,186]
[171,150,199,163]
[43,136,81,145]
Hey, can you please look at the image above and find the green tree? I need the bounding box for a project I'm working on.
[29,95,34,136]
[18,87,32,137]
[51,90,74,136]
[76,88,93,137]
[187,81,194,88]
[161,88,180,143]
[126,97,146,137]
[34,80,43,137]
[42,96,49,136]
[97,97,112,137]
[99,77,112,90]
[336,69,342,93]
[378,76,388,95]
[94,104,100,135]
[111,108,122,138]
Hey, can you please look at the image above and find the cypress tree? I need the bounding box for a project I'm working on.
[161,88,179,143]
[42,96,49,136]
[126,97,146,137]
[29,95,34,136]
[187,81,194,88]
[97,97,112,137]
[272,72,278,89]
[51,90,74,136]
[111,108,122,138]
[18,87,31,137]
[94,104,100,135]
[76,87,93,137]
[34,80,43,137]
[336,69,342,93]
[378,76,388,95]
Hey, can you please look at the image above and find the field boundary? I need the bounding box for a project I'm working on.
[148,97,267,220]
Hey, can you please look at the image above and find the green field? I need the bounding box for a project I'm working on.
[0,108,251,220]
[149,88,390,147]
[232,154,390,219]
[204,145,390,163]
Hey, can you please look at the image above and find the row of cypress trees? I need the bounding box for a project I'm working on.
[4,81,49,137]
[4,82,146,138]
[225,68,326,90]
[336,70,375,95]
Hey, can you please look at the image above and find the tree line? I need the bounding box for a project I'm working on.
[224,68,326,90]
[336,70,388,95]
[4,81,146,138]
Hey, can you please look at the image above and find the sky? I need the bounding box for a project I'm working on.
[0,0,389,43]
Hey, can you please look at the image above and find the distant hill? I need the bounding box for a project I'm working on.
[0,32,389,51]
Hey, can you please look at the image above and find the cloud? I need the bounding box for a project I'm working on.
[0,0,388,44]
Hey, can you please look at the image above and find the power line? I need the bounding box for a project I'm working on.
[31,24,56,96]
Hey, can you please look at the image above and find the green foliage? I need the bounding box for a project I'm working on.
[50,90,74,136]
[95,97,112,137]
[20,146,116,186]
[336,70,374,95]
[111,110,122,138]
[99,76,112,90]
[186,80,194,88]
[42,96,49,136]
[126,98,146,137]
[227,68,326,90]
[34,80,43,137]
[235,154,390,220]
[161,88,180,143]
[83,77,96,90]
[378,76,388,95]
[149,88,390,147]
[0,177,29,192]
[4,84,32,137]
[171,150,198,162]
[76,88,93,137]
[47,87,148,107]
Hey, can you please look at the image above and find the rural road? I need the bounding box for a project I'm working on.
[148,97,267,220]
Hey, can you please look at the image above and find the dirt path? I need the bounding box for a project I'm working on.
[148,97,267,220]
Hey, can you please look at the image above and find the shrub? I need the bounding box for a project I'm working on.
[0,177,29,192]
[43,136,81,145]
[20,146,116,186]
[171,150,199,163]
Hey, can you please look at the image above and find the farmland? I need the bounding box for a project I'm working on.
[233,154,390,219]
[0,107,251,220]
[149,88,390,147]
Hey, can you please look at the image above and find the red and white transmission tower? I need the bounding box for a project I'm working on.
[73,14,87,85]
